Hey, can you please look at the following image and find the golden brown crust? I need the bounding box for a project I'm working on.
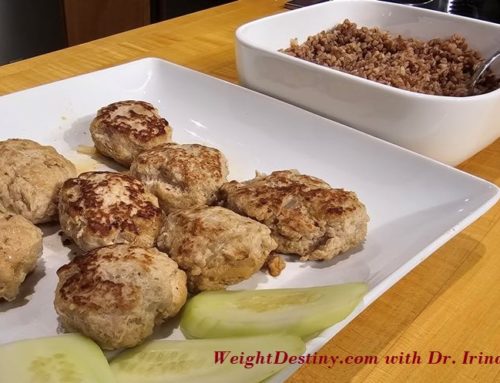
[220,170,369,261]
[130,143,229,212]
[90,100,172,166]
[157,206,277,292]
[95,101,169,142]
[54,245,187,350]
[0,139,76,223]
[58,171,162,251]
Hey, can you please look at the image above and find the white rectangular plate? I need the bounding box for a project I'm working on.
[0,58,498,382]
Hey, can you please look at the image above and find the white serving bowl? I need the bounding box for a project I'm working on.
[236,0,500,166]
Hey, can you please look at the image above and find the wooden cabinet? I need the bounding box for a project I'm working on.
[64,0,150,46]
[151,0,234,21]
[63,0,235,46]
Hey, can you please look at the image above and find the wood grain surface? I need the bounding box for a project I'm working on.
[0,1,498,382]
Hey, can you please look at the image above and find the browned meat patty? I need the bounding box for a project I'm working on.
[0,213,43,301]
[129,143,228,212]
[90,100,172,166]
[220,170,369,261]
[157,206,277,292]
[58,171,162,251]
[0,139,76,224]
[54,245,187,350]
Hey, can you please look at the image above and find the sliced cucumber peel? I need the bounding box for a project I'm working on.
[110,334,305,383]
[0,333,115,383]
[181,282,368,339]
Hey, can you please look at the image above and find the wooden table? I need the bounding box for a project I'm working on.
[0,1,498,382]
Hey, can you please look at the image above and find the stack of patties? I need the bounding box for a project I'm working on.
[55,101,187,350]
[53,99,369,351]
[128,140,278,293]
[0,139,76,301]
[53,100,276,349]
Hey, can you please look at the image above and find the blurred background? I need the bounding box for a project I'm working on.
[0,0,233,65]
[0,0,499,65]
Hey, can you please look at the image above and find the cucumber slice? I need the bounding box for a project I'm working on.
[181,283,367,339]
[110,334,305,383]
[0,334,115,383]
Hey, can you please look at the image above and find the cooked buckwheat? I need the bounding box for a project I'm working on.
[283,20,499,97]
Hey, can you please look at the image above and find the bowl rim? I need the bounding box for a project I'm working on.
[236,0,500,101]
